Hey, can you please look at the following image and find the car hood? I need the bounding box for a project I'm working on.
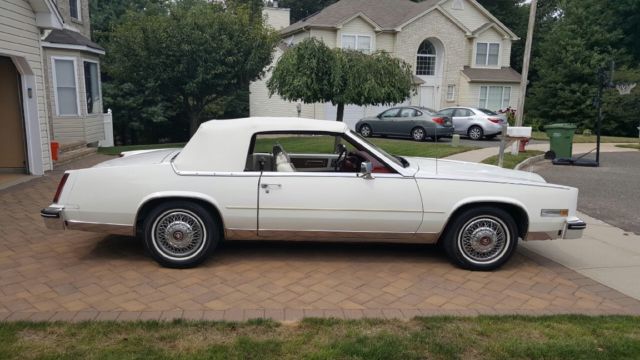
[93,148,180,168]
[406,156,547,184]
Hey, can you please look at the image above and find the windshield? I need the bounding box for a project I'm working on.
[349,130,406,168]
[478,108,498,115]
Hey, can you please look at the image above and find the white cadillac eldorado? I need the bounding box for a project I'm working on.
[41,117,585,270]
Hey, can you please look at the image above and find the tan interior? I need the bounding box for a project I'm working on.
[0,56,26,170]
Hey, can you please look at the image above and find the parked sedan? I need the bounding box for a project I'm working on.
[41,117,585,271]
[355,106,454,141]
[437,107,508,140]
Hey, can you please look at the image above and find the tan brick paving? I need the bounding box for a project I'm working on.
[0,154,639,321]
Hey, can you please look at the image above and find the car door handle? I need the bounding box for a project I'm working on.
[261,183,282,193]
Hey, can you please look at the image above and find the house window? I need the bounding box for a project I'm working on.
[446,85,456,101]
[475,42,500,66]
[479,86,511,110]
[416,40,436,76]
[53,58,79,116]
[84,61,100,114]
[69,0,80,20]
[342,34,371,53]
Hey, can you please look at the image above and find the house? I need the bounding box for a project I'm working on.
[250,0,522,129]
[0,0,108,176]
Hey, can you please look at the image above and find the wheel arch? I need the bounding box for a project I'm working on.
[439,199,530,241]
[134,193,225,238]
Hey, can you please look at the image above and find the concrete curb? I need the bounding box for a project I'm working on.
[514,154,547,171]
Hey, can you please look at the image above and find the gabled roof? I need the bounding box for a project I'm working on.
[471,22,511,39]
[461,66,521,83]
[280,0,518,40]
[43,29,105,54]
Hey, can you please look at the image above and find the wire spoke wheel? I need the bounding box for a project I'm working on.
[152,210,206,260]
[457,215,510,264]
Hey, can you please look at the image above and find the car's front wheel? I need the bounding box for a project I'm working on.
[442,206,518,271]
[143,201,219,268]
[359,124,372,137]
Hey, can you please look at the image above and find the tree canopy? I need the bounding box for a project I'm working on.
[103,0,279,142]
[267,38,414,122]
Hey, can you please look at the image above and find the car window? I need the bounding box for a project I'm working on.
[478,108,498,115]
[437,108,454,117]
[252,134,356,155]
[399,108,416,117]
[454,109,472,117]
[380,108,400,118]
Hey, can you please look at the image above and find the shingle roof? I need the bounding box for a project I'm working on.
[44,29,104,51]
[281,0,441,35]
[461,66,521,83]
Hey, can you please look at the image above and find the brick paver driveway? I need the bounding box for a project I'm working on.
[1,155,639,322]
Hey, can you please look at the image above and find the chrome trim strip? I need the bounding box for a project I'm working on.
[41,207,65,230]
[567,220,587,230]
[259,206,423,213]
[524,231,559,241]
[65,220,135,236]
[225,229,439,244]
[414,176,573,190]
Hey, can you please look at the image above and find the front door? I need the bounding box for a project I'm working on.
[420,86,435,109]
[254,133,423,239]
[0,57,26,170]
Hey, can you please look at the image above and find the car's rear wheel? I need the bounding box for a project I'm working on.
[359,124,372,137]
[468,126,484,140]
[143,201,219,268]
[442,206,518,271]
[411,127,426,141]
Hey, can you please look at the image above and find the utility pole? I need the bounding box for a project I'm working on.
[515,0,537,126]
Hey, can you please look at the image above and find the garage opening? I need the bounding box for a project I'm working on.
[0,56,27,174]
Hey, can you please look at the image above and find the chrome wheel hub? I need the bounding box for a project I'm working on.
[459,217,508,263]
[153,210,205,258]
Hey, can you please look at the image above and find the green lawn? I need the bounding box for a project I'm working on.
[532,131,638,143]
[482,150,545,169]
[616,144,640,150]
[100,137,477,159]
[1,316,639,359]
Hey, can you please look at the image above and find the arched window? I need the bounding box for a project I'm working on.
[416,40,436,76]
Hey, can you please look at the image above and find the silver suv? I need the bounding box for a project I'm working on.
[437,107,508,140]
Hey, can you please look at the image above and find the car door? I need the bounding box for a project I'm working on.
[396,107,419,135]
[452,108,474,134]
[376,108,401,135]
[256,134,423,239]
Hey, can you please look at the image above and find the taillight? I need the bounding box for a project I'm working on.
[432,117,445,125]
[488,118,501,124]
[53,173,69,203]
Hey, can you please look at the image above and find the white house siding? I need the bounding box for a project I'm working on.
[443,0,491,32]
[43,48,105,144]
[0,0,52,172]
[310,29,336,48]
[396,9,468,110]
[337,17,376,50]
[376,32,395,53]
[502,38,511,67]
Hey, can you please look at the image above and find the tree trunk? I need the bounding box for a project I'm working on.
[336,103,345,122]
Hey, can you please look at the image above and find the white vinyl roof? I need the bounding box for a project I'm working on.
[173,117,349,172]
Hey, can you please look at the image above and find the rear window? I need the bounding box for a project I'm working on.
[417,107,436,115]
[478,108,498,115]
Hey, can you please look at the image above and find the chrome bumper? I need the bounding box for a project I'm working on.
[41,207,66,230]
[563,218,586,240]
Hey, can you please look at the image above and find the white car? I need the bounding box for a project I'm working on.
[41,117,585,270]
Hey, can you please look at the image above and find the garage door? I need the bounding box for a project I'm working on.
[0,56,26,170]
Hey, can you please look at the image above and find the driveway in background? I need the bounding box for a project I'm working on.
[534,151,640,235]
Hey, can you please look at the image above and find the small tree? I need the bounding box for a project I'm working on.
[105,0,279,136]
[267,38,414,122]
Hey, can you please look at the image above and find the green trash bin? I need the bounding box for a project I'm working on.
[545,123,577,158]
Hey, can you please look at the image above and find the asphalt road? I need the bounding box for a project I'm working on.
[534,151,640,234]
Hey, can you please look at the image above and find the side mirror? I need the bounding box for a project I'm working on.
[360,161,374,180]
[377,114,382,119]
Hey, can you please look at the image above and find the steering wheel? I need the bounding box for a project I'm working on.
[334,144,348,171]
